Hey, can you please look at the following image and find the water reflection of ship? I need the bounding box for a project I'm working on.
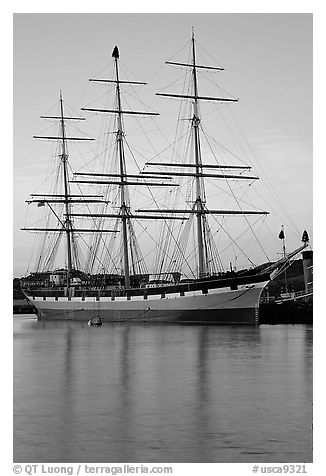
[24,320,311,462]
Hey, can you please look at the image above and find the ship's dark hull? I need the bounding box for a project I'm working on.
[26,280,268,325]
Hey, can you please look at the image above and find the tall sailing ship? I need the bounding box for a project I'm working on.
[21,33,306,324]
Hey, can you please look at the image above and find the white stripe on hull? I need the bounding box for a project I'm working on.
[27,282,268,325]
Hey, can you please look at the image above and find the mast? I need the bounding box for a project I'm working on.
[150,30,270,279]
[192,30,205,277]
[154,30,238,278]
[59,91,73,287]
[78,46,175,286]
[22,95,117,277]
[112,46,131,289]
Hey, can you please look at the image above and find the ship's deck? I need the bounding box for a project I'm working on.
[23,272,270,298]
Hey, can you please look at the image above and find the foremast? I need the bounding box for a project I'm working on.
[141,30,269,279]
[191,31,206,277]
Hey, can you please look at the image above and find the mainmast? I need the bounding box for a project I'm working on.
[76,46,182,288]
[112,46,131,289]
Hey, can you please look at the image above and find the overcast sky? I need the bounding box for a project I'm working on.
[13,13,312,277]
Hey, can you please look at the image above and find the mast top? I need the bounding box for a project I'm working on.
[112,46,119,59]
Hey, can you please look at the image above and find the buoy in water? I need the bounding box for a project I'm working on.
[87,316,103,326]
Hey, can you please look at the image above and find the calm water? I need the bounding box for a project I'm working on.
[13,314,312,463]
